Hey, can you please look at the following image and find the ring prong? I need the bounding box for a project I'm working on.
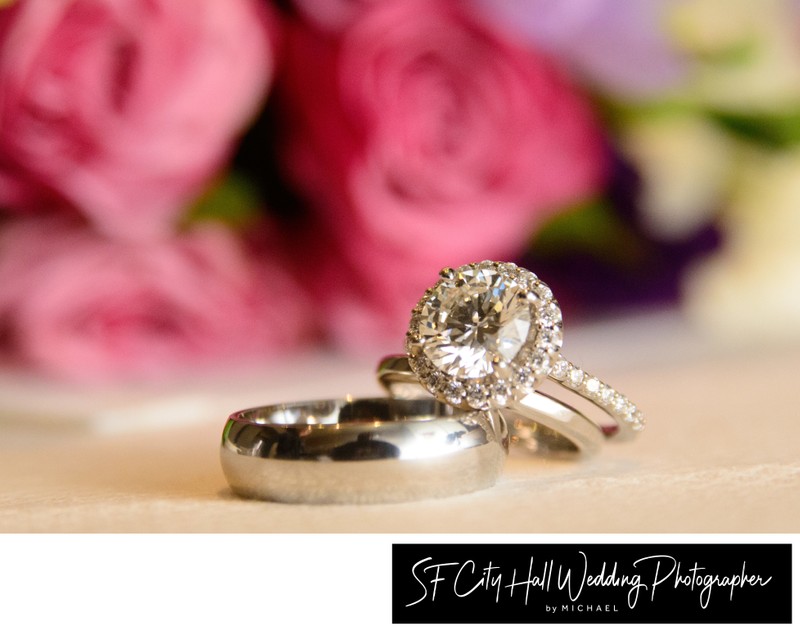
[439,267,455,280]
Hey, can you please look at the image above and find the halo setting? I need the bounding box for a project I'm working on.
[406,261,563,410]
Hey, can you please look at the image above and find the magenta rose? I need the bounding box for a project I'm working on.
[0,217,315,382]
[280,0,608,350]
[0,0,276,238]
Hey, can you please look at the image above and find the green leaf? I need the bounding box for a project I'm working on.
[710,109,800,148]
[531,199,645,266]
[183,171,262,228]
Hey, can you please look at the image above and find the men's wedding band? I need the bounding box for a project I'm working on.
[220,397,507,504]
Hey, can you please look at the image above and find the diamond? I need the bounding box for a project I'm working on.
[599,386,615,405]
[414,360,430,379]
[443,382,465,406]
[531,283,553,302]
[406,261,562,411]
[539,303,563,329]
[490,382,511,406]
[416,263,535,380]
[548,361,645,437]
[465,383,489,409]
[405,334,422,356]
[567,368,585,388]
[537,328,561,349]
[551,359,569,380]
[422,371,441,392]
[514,365,534,390]
[584,377,601,395]
[531,350,550,373]
[520,270,538,287]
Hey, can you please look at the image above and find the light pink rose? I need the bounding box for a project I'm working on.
[0,0,276,238]
[280,0,608,351]
[0,217,315,382]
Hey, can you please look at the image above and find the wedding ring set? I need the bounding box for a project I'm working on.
[221,261,645,504]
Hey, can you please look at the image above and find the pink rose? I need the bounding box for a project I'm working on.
[0,217,315,382]
[293,0,380,32]
[279,0,608,350]
[0,0,276,239]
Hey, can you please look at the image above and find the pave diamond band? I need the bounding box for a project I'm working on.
[380,261,644,452]
[548,355,645,435]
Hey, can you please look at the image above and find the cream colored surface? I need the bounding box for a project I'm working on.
[0,311,798,533]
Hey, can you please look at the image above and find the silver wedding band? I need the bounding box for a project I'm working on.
[220,397,507,504]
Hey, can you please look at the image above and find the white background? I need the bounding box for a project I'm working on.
[0,533,795,631]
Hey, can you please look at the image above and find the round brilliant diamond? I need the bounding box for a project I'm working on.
[417,264,535,380]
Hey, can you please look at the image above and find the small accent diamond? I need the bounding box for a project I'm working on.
[443,382,465,406]
[514,365,534,389]
[465,384,489,410]
[491,382,511,407]
[538,328,559,348]
[423,373,441,392]
[551,359,570,380]
[567,368,585,388]
[531,350,551,373]
[584,377,601,395]
[533,284,553,302]
[540,303,563,328]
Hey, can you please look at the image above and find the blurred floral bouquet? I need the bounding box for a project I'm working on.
[0,0,797,384]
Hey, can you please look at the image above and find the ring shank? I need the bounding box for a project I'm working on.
[377,357,604,455]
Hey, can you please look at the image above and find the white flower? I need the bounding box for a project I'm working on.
[668,0,800,111]
[683,147,800,343]
[619,112,733,240]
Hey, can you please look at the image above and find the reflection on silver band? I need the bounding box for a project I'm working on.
[377,355,610,453]
[220,397,507,504]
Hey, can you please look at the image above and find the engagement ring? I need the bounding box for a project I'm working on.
[377,261,645,452]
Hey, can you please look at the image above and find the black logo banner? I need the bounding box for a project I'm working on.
[392,543,791,624]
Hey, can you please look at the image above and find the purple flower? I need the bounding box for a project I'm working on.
[468,0,688,98]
